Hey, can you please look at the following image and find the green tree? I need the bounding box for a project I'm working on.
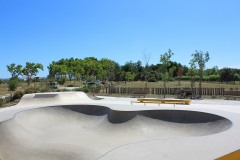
[7,77,19,91]
[6,63,22,91]
[82,57,100,81]
[22,62,44,86]
[143,51,151,87]
[72,58,84,83]
[187,59,198,98]
[177,67,185,86]
[121,61,138,73]
[219,68,236,83]
[7,63,22,77]
[124,71,135,82]
[191,50,210,98]
[48,60,68,84]
[98,58,117,81]
[160,49,175,98]
[66,57,75,82]
[204,66,219,76]
[113,63,122,81]
[121,61,140,84]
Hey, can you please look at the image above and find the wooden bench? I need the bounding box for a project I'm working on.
[131,90,148,98]
[224,91,240,100]
[131,98,191,107]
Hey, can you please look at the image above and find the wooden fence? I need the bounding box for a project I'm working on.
[105,87,227,96]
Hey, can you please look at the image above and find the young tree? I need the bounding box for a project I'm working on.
[22,62,44,86]
[160,49,175,98]
[177,67,185,86]
[188,59,198,98]
[7,77,19,91]
[7,63,22,77]
[143,50,151,87]
[6,63,22,91]
[191,50,210,98]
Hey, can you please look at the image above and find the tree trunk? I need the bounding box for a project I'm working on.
[27,76,31,86]
[191,79,195,99]
[199,69,203,98]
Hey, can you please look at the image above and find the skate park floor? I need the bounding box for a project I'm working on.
[0,92,240,160]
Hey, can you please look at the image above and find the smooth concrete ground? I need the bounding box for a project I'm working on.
[0,92,240,160]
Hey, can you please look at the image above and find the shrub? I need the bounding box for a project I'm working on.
[7,77,19,91]
[148,77,157,82]
[11,91,24,101]
[24,87,37,94]
[57,77,66,85]
[38,86,51,93]
[208,75,220,81]
[67,84,74,87]
[0,99,4,108]
[74,86,91,93]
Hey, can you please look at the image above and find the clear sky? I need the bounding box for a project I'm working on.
[0,0,240,78]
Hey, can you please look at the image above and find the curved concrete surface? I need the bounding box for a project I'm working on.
[0,92,240,160]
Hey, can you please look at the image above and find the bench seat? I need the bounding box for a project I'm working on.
[131,90,148,98]
[224,91,240,100]
[131,98,191,107]
[225,95,240,100]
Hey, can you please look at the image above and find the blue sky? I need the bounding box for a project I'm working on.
[0,0,240,78]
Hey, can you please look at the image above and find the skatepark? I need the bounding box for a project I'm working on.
[0,92,240,160]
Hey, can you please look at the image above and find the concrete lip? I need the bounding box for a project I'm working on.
[0,92,240,160]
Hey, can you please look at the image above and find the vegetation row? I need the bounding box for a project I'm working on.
[1,49,240,97]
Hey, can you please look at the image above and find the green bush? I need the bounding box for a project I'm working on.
[57,77,66,85]
[0,99,4,108]
[38,86,51,93]
[11,91,24,101]
[208,75,220,81]
[7,77,19,91]
[148,77,157,82]
[24,87,37,94]
[74,86,91,93]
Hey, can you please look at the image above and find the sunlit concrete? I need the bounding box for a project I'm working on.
[0,92,240,160]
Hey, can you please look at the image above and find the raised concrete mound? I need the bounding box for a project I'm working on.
[16,92,93,107]
[0,92,239,160]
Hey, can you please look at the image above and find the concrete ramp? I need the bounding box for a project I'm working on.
[16,92,93,107]
[0,105,232,160]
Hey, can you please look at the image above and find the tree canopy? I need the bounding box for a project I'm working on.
[22,62,44,85]
[4,51,240,86]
